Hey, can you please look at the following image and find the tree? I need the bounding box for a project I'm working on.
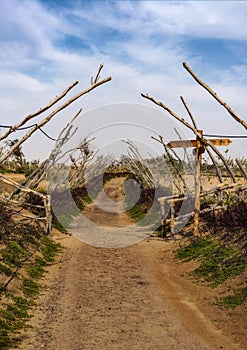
[5,139,24,166]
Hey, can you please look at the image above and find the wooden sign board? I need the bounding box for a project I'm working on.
[167,138,232,148]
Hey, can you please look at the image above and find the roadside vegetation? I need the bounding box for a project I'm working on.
[175,199,247,309]
[123,169,247,311]
[0,205,62,349]
[124,174,169,231]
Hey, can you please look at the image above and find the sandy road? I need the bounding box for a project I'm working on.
[19,178,241,350]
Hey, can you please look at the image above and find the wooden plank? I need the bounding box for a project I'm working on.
[167,140,197,148]
[167,138,232,148]
[208,138,232,146]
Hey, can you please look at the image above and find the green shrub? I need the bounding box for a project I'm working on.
[40,236,62,263]
[0,295,32,349]
[22,278,40,297]
[176,238,219,262]
[216,287,247,309]
[176,237,247,287]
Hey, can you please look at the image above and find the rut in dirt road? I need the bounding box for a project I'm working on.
[22,241,211,350]
[19,178,240,349]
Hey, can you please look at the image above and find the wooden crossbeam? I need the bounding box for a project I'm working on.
[166,133,232,237]
[167,138,232,148]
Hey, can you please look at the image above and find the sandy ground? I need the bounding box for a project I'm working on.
[17,178,245,349]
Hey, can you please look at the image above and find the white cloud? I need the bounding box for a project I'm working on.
[138,1,247,40]
[0,0,246,160]
[67,1,247,41]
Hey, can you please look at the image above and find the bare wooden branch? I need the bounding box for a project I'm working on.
[0,175,51,233]
[93,63,104,84]
[158,181,247,237]
[3,198,45,209]
[205,148,223,183]
[194,130,203,236]
[24,109,83,191]
[174,127,194,173]
[180,96,198,129]
[159,135,188,192]
[123,139,155,187]
[158,182,246,205]
[0,71,111,164]
[9,210,47,221]
[150,136,182,192]
[56,108,83,140]
[236,159,247,181]
[1,65,111,238]
[45,195,52,235]
[179,97,222,183]
[141,93,236,182]
[0,81,79,141]
[183,62,247,130]
[0,175,45,198]
[1,254,33,291]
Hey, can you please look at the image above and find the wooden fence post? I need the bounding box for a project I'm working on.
[194,130,204,236]
[170,200,175,239]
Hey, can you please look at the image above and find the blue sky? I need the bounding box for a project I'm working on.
[0,0,247,160]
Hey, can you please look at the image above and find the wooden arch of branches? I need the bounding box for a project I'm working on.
[0,64,112,234]
[141,62,247,238]
[1,62,246,240]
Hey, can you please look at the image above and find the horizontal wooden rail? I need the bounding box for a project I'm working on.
[158,182,247,239]
[0,176,51,234]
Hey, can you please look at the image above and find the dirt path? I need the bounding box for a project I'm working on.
[19,178,242,350]
[69,178,150,248]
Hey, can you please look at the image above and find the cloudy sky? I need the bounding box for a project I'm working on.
[0,0,247,161]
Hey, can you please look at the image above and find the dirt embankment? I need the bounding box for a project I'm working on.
[18,178,244,349]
